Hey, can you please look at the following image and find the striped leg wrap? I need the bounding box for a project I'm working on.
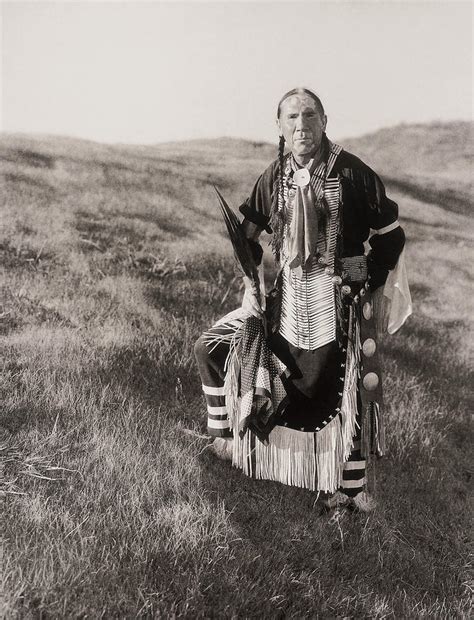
[202,384,232,438]
[194,334,233,438]
[341,439,366,497]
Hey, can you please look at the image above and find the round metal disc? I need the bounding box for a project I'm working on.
[293,168,311,187]
[363,372,379,391]
[363,302,373,320]
[362,338,376,357]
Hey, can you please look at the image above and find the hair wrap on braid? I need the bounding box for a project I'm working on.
[269,135,287,261]
[278,135,285,204]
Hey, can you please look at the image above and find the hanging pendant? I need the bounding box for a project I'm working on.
[293,168,310,187]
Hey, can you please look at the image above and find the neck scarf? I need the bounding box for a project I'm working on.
[286,139,342,278]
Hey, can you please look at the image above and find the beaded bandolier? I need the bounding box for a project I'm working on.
[278,142,342,350]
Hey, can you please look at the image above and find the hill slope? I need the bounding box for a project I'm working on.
[343,121,473,215]
[1,126,472,618]
[153,121,474,215]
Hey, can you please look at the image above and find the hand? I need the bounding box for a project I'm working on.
[241,283,263,319]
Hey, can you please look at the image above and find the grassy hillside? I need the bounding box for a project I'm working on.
[1,127,472,618]
[344,121,473,216]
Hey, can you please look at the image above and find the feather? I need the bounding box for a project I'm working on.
[213,185,267,336]
[214,186,259,291]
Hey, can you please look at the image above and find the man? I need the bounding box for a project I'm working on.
[194,88,407,512]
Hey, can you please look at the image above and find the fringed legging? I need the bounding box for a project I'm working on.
[194,331,366,496]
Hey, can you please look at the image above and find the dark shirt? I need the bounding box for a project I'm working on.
[238,143,405,291]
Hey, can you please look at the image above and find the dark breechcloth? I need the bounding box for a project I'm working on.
[268,333,346,432]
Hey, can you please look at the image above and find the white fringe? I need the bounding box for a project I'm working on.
[202,319,243,362]
[232,424,254,477]
[255,426,318,490]
[340,306,360,461]
[223,344,241,432]
[231,418,346,493]
[317,419,342,491]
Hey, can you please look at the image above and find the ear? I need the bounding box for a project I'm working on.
[322,114,328,131]
[276,118,282,135]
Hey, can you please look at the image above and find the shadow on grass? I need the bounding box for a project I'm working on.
[3,172,57,205]
[0,242,60,275]
[107,208,193,238]
[405,226,473,249]
[142,257,240,319]
[386,176,471,217]
[4,172,56,192]
[75,211,163,252]
[3,148,55,169]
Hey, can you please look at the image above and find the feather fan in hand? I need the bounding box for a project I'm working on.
[213,186,263,308]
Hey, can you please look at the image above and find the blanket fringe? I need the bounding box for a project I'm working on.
[223,340,242,432]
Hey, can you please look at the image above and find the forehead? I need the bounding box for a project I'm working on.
[280,94,319,115]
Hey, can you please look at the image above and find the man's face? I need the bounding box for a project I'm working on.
[277,94,327,159]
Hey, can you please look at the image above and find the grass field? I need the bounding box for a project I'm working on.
[1,125,473,618]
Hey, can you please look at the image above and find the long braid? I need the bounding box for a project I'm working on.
[269,135,287,261]
[278,134,285,207]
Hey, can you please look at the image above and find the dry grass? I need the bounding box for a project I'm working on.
[0,130,472,618]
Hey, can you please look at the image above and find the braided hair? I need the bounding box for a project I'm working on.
[278,134,285,202]
[269,134,287,261]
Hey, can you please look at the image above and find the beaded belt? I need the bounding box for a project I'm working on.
[340,255,368,284]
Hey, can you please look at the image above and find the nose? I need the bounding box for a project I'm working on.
[295,113,308,131]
